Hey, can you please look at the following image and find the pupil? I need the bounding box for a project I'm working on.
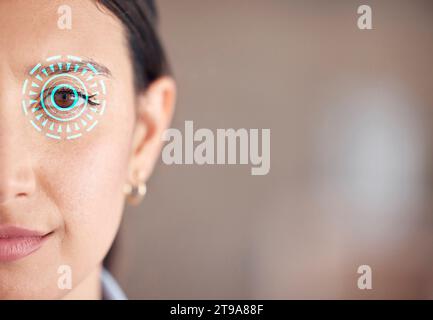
[54,91,75,108]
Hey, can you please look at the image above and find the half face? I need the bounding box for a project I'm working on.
[0,0,137,299]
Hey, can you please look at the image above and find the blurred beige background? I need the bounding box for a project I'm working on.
[111,0,433,299]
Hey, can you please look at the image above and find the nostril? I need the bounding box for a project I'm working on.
[0,185,32,204]
[0,170,36,204]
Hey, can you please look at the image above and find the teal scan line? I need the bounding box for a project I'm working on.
[46,55,61,62]
[67,133,82,140]
[25,56,105,141]
[86,120,99,132]
[30,120,42,132]
[67,55,82,62]
[22,79,28,95]
[40,73,88,122]
[87,63,98,75]
[22,100,28,115]
[100,80,106,95]
[46,133,61,140]
[30,63,41,75]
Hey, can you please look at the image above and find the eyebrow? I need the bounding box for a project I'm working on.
[26,57,112,78]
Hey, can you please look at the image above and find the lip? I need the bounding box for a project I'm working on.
[0,226,52,262]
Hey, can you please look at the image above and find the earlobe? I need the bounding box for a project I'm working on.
[127,76,176,188]
[124,173,147,206]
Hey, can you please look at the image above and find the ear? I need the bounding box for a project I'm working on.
[128,76,176,185]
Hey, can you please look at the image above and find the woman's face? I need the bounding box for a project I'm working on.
[0,0,162,299]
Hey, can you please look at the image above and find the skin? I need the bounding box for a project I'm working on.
[0,0,175,299]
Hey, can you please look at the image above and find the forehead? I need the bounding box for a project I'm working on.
[0,0,131,81]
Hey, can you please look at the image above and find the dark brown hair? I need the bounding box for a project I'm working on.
[98,0,170,91]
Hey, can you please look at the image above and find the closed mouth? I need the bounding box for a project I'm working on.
[0,226,53,262]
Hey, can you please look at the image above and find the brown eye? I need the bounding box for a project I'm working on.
[53,90,77,109]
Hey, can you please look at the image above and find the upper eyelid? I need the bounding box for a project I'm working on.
[40,86,80,99]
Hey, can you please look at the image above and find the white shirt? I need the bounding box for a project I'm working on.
[101,268,127,300]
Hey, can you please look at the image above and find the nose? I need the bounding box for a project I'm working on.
[0,138,36,202]
[0,74,36,205]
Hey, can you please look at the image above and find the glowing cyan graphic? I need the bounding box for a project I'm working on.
[21,55,107,140]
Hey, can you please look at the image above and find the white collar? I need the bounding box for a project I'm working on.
[101,268,127,300]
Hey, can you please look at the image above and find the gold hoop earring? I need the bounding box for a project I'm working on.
[124,181,147,206]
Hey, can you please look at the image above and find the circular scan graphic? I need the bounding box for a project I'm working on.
[21,55,107,140]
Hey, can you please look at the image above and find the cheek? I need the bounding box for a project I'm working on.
[40,111,134,272]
